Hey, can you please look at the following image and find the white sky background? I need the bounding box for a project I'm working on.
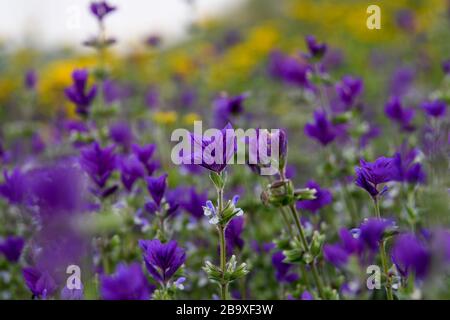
[0,0,244,50]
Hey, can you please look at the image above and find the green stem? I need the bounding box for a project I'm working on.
[217,186,228,300]
[373,198,393,300]
[288,204,325,299]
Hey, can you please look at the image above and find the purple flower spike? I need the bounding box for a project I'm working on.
[0,236,25,262]
[271,251,299,283]
[335,75,363,107]
[225,216,245,257]
[146,174,168,206]
[90,1,116,21]
[305,35,327,59]
[64,69,97,116]
[100,263,151,300]
[22,268,57,299]
[185,123,237,173]
[304,110,339,146]
[355,157,400,199]
[120,155,146,192]
[296,180,332,213]
[139,239,186,284]
[0,168,25,205]
[80,142,117,197]
[384,96,415,131]
[391,233,430,279]
[421,99,447,118]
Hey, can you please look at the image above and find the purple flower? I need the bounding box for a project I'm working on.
[443,59,450,75]
[31,133,46,154]
[394,147,426,184]
[421,99,447,118]
[305,35,327,59]
[389,67,415,97]
[184,123,237,173]
[146,174,167,206]
[22,268,57,299]
[301,291,314,300]
[0,236,25,262]
[64,69,97,116]
[213,92,248,127]
[109,121,134,150]
[0,168,25,205]
[395,9,416,32]
[139,239,186,284]
[145,86,160,109]
[132,143,158,175]
[103,79,129,104]
[296,180,332,213]
[24,69,37,90]
[271,251,298,283]
[359,218,392,251]
[324,244,349,268]
[80,142,117,198]
[391,233,430,279]
[384,96,415,131]
[225,216,245,256]
[355,157,400,198]
[146,34,162,48]
[268,50,312,88]
[335,75,363,107]
[180,187,208,220]
[60,284,84,300]
[90,1,116,21]
[304,110,339,146]
[119,155,146,191]
[100,262,151,300]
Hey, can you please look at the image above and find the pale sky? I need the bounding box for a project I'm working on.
[0,0,244,49]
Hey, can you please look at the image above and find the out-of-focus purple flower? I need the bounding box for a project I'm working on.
[120,155,146,191]
[355,157,400,198]
[145,34,162,48]
[431,230,450,265]
[80,142,117,198]
[0,236,25,262]
[132,143,158,175]
[100,262,151,300]
[335,75,363,107]
[103,80,129,105]
[395,9,416,32]
[268,50,312,88]
[139,239,186,284]
[421,99,447,118]
[443,59,450,75]
[22,267,57,299]
[180,187,208,220]
[304,110,339,146]
[394,147,426,184]
[359,123,381,149]
[145,86,160,109]
[64,69,97,116]
[60,284,84,300]
[90,1,116,21]
[24,69,37,90]
[213,92,248,127]
[324,244,349,268]
[384,96,415,131]
[215,29,241,52]
[301,291,314,300]
[31,133,46,154]
[225,216,245,256]
[109,121,134,150]
[251,240,275,254]
[391,233,430,279]
[339,228,363,256]
[297,180,332,213]
[271,251,298,283]
[389,67,415,97]
[184,123,237,173]
[305,35,327,59]
[64,120,89,134]
[0,168,25,205]
[146,174,167,206]
[359,218,393,251]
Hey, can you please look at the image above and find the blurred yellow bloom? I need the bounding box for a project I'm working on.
[183,112,201,125]
[153,111,178,125]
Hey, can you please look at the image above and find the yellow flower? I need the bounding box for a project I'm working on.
[183,112,201,125]
[153,111,178,125]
